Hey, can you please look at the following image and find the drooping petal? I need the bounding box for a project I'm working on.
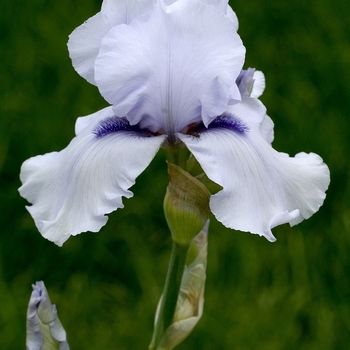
[228,95,274,144]
[260,114,274,144]
[178,101,330,241]
[68,0,156,84]
[74,106,115,135]
[19,107,165,246]
[95,0,245,135]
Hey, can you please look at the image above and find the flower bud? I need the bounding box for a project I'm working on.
[153,223,208,350]
[26,281,69,350]
[164,163,211,246]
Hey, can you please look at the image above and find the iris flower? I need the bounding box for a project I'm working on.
[19,0,330,246]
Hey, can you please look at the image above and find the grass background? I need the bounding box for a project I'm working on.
[1,0,349,348]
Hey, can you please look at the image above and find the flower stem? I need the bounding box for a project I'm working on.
[149,242,188,350]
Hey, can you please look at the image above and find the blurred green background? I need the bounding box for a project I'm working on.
[1,0,349,349]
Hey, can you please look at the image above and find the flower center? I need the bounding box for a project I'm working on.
[93,113,248,140]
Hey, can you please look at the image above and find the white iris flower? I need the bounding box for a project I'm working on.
[19,0,330,246]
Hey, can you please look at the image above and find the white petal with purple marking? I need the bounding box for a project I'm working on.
[178,98,330,241]
[19,107,165,246]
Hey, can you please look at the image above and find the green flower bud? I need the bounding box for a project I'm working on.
[153,224,208,350]
[164,163,211,246]
[26,281,69,350]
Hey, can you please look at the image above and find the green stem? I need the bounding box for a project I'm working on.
[149,242,188,350]
[163,143,189,171]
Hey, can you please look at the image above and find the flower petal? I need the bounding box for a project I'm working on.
[198,0,239,29]
[19,107,165,246]
[226,5,239,29]
[251,70,266,98]
[260,114,274,144]
[67,0,156,84]
[169,0,239,27]
[235,72,273,143]
[178,104,330,241]
[95,0,245,135]
[237,68,265,98]
[228,95,274,143]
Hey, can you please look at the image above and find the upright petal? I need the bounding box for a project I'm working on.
[95,0,245,136]
[178,101,330,241]
[236,68,265,98]
[226,6,239,29]
[166,0,239,28]
[68,0,156,84]
[19,107,165,246]
[250,70,266,98]
[198,0,239,29]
